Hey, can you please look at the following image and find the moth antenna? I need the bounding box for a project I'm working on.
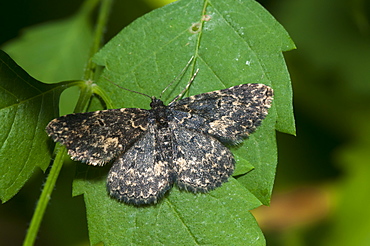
[103,76,152,99]
[159,56,195,99]
[169,68,200,105]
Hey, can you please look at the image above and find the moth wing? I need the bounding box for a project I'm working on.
[107,126,175,205]
[170,83,273,144]
[46,108,149,165]
[172,126,235,192]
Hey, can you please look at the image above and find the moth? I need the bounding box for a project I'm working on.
[46,81,273,205]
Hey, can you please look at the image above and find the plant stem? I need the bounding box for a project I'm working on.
[85,0,114,81]
[23,0,113,245]
[23,146,66,246]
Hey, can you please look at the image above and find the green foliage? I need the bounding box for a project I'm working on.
[2,2,94,82]
[0,0,295,245]
[0,50,66,202]
[74,1,294,244]
[74,164,264,245]
[264,0,370,245]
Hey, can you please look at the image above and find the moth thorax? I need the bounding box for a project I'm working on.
[154,109,169,127]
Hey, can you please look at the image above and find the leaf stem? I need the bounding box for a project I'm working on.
[23,0,113,245]
[75,81,94,113]
[85,0,114,81]
[23,146,66,246]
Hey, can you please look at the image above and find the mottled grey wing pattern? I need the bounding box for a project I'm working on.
[171,125,235,193]
[46,108,149,166]
[46,82,273,205]
[169,84,273,144]
[107,125,176,205]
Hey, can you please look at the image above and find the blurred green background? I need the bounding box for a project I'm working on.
[1,0,369,245]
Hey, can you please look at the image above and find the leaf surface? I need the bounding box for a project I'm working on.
[2,10,93,83]
[0,51,65,202]
[74,0,295,245]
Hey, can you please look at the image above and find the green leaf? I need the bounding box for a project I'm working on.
[235,112,278,204]
[0,50,65,202]
[73,0,295,245]
[73,164,264,245]
[2,7,93,83]
[1,2,95,116]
